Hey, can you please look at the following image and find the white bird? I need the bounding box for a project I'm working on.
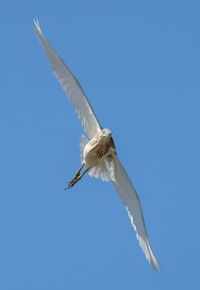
[33,20,159,271]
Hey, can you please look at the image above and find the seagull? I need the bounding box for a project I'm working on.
[33,20,159,271]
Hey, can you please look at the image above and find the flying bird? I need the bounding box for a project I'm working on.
[33,20,159,271]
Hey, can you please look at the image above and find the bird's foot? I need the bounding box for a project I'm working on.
[65,163,86,190]
[64,165,89,190]
[65,175,82,190]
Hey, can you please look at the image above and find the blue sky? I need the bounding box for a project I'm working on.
[1,0,200,289]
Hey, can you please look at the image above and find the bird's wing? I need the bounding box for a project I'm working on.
[33,20,102,139]
[106,154,159,271]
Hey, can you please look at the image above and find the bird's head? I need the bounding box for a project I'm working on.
[101,128,112,138]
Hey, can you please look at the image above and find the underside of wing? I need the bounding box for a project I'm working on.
[106,154,159,271]
[33,19,102,139]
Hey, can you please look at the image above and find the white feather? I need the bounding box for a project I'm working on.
[33,19,102,139]
[106,154,159,271]
[80,134,89,164]
[88,160,110,182]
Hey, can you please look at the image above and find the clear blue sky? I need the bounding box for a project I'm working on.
[1,0,200,289]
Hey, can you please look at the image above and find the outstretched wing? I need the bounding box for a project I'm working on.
[33,20,102,139]
[106,154,159,271]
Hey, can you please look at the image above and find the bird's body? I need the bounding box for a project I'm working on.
[33,20,159,271]
[83,129,115,169]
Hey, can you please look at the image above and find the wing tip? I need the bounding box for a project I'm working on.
[150,257,160,272]
[146,240,160,272]
[33,18,42,35]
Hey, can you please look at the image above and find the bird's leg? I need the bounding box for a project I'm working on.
[65,163,87,190]
[68,163,85,184]
[65,167,89,190]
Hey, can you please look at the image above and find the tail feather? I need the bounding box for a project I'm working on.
[88,162,110,182]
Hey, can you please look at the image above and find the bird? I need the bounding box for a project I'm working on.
[33,19,159,271]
